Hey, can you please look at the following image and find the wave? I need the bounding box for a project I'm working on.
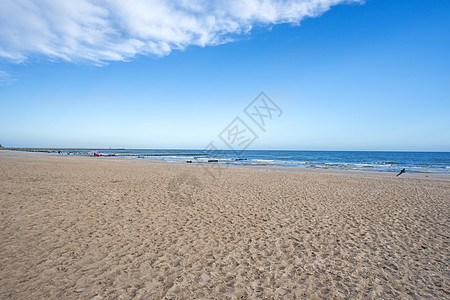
[145,157,450,173]
[381,161,400,165]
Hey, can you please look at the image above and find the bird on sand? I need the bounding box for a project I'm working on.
[396,168,406,177]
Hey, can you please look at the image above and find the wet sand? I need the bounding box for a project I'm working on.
[1,150,449,299]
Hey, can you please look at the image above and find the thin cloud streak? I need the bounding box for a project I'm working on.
[0,70,16,86]
[0,0,363,64]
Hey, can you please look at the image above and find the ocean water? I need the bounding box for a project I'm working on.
[42,149,450,174]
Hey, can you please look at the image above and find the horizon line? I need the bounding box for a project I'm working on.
[2,147,449,153]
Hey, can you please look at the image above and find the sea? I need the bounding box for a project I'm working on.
[38,149,450,174]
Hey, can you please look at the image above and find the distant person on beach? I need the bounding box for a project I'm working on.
[397,168,406,176]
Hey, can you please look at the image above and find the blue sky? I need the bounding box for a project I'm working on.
[1,0,449,151]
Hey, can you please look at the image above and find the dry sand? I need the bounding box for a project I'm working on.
[0,150,449,299]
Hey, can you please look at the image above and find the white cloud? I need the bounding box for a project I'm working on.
[0,0,362,64]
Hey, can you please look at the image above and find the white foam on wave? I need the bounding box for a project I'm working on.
[252,159,276,163]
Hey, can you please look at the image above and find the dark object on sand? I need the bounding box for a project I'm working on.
[208,159,219,163]
[396,168,406,176]
[186,160,192,163]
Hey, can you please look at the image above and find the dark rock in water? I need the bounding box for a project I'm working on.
[186,160,192,163]
[208,159,219,162]
[234,158,247,161]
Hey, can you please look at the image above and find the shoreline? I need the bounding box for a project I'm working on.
[2,149,449,181]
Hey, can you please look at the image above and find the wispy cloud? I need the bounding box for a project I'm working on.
[0,70,16,85]
[0,0,362,64]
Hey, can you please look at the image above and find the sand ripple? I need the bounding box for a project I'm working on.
[1,151,449,299]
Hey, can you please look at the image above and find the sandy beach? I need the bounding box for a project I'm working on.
[0,150,449,299]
